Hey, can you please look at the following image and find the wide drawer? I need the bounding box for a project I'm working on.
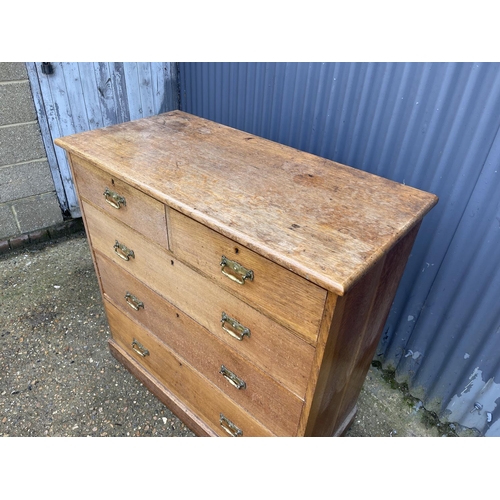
[97,256,304,436]
[168,208,326,343]
[104,300,274,437]
[71,154,168,248]
[84,200,315,397]
[95,250,314,398]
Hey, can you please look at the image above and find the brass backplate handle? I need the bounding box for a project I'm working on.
[219,365,246,390]
[221,312,250,341]
[220,413,243,437]
[131,339,149,357]
[103,187,126,209]
[125,292,144,311]
[220,256,254,285]
[114,240,135,261]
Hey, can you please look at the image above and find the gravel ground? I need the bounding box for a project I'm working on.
[1,231,194,437]
[0,229,470,438]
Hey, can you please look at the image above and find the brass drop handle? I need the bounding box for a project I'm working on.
[220,413,243,437]
[220,256,254,285]
[125,292,144,311]
[219,365,246,390]
[131,339,149,357]
[103,187,126,209]
[114,240,135,261]
[221,312,250,341]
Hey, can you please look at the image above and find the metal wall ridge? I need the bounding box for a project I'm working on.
[180,62,500,435]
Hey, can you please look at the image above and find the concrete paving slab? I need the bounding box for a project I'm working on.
[0,160,56,203]
[0,62,28,81]
[0,80,37,126]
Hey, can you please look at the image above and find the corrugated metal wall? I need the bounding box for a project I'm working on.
[179,62,500,436]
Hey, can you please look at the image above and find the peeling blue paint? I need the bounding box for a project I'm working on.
[446,368,500,434]
[28,62,179,218]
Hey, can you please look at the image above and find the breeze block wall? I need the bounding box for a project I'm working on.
[0,62,64,246]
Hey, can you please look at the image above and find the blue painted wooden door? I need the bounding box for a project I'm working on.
[27,62,179,218]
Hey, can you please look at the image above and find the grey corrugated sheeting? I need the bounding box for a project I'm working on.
[179,62,500,435]
[398,124,500,436]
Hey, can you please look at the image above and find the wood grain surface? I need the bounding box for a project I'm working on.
[95,251,315,398]
[302,224,421,436]
[56,111,438,437]
[105,300,275,437]
[168,207,326,341]
[84,195,317,348]
[109,340,217,437]
[70,154,168,248]
[96,257,304,436]
[55,111,438,294]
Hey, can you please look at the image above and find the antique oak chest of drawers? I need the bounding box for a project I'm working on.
[55,111,437,437]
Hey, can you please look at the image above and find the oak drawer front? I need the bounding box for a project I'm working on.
[168,208,326,343]
[104,300,275,437]
[95,251,314,398]
[71,155,168,248]
[97,257,304,436]
[84,200,315,396]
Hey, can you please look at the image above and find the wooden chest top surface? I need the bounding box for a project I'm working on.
[55,110,438,295]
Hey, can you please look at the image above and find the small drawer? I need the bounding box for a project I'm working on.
[168,208,327,343]
[70,154,168,248]
[98,260,304,436]
[82,200,153,284]
[104,300,275,437]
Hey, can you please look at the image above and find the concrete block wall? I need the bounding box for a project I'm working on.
[0,62,63,242]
